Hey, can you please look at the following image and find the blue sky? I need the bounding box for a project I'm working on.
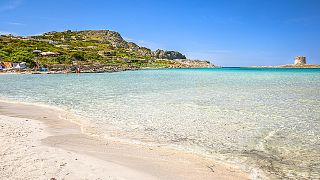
[0,0,319,66]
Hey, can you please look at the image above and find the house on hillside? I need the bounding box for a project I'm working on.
[12,62,27,69]
[33,49,42,56]
[40,52,60,57]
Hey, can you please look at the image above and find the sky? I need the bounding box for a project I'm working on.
[0,0,319,66]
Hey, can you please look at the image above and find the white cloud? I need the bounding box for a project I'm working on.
[28,32,44,36]
[136,39,162,50]
[123,36,134,41]
[0,0,23,11]
[123,37,163,50]
[0,31,14,35]
[8,22,25,25]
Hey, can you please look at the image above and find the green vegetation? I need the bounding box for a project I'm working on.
[0,30,208,71]
[0,31,176,68]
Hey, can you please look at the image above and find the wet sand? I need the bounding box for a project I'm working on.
[0,100,250,179]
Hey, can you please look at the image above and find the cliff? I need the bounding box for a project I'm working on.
[152,49,186,60]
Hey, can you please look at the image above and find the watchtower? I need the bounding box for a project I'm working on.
[294,56,306,65]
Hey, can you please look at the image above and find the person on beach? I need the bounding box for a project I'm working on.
[76,66,80,73]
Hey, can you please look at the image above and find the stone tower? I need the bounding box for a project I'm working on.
[294,56,306,65]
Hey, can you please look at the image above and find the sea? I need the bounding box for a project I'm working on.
[1,68,319,179]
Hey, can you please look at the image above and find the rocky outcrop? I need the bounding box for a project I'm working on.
[80,30,128,48]
[152,49,186,60]
[171,59,214,68]
[127,42,152,57]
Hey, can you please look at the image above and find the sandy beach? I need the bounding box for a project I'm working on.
[0,101,249,180]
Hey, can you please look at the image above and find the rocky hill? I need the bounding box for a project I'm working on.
[0,30,214,71]
[36,30,187,60]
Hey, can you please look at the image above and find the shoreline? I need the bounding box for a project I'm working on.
[0,100,250,179]
[247,64,320,68]
[0,66,141,75]
[1,65,319,76]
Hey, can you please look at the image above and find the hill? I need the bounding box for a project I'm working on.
[0,30,213,72]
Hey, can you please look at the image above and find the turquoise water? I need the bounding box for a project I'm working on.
[1,68,320,179]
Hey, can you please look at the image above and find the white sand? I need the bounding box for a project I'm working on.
[0,115,155,180]
[0,101,250,180]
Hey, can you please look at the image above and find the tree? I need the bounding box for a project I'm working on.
[84,52,102,61]
[71,51,85,61]
[0,50,9,61]
[57,55,72,64]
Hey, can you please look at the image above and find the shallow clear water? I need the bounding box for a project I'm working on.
[1,68,320,179]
